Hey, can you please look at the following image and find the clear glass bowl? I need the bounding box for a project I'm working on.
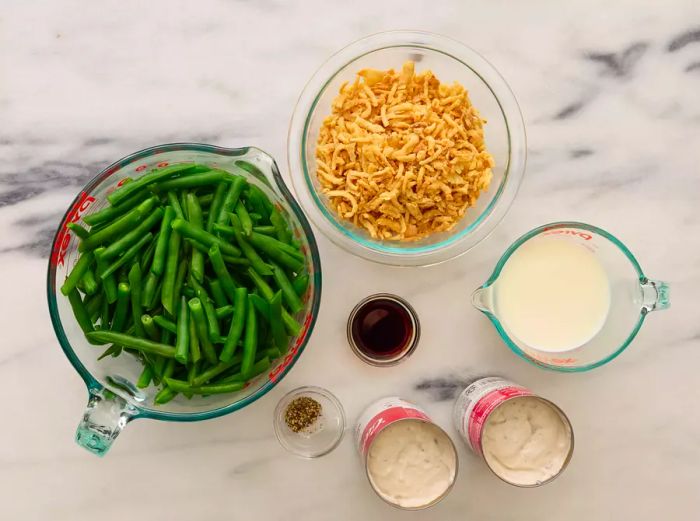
[288,30,527,266]
[47,143,322,456]
[273,386,345,458]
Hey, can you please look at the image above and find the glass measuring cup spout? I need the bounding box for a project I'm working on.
[472,222,670,372]
[47,143,323,456]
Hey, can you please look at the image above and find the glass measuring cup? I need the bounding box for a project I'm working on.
[47,143,322,456]
[472,222,669,371]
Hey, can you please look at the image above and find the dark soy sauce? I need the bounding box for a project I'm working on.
[350,297,414,360]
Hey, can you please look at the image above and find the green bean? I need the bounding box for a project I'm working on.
[128,263,145,337]
[86,292,104,323]
[249,231,304,261]
[248,293,270,320]
[247,267,274,300]
[179,190,189,220]
[67,289,94,334]
[270,207,292,244]
[282,309,302,337]
[173,258,188,312]
[91,248,116,303]
[207,279,227,308]
[139,230,159,272]
[187,360,200,385]
[141,314,160,341]
[67,222,90,239]
[175,296,189,364]
[162,359,176,380]
[191,356,242,386]
[206,182,227,232]
[252,225,276,236]
[100,207,164,260]
[98,344,120,360]
[188,313,202,364]
[270,262,303,313]
[241,295,257,376]
[198,193,214,206]
[81,267,99,295]
[86,331,176,357]
[153,314,177,334]
[244,184,271,221]
[182,286,195,299]
[264,347,282,360]
[83,190,150,226]
[244,233,303,273]
[150,206,175,276]
[108,163,203,205]
[228,214,272,276]
[80,197,157,252]
[189,276,221,342]
[188,298,217,364]
[154,329,169,380]
[161,230,181,315]
[218,357,270,384]
[150,170,230,192]
[248,212,262,223]
[215,175,247,227]
[98,232,153,279]
[137,365,153,389]
[167,191,185,219]
[154,386,177,404]
[111,282,130,331]
[208,245,238,301]
[292,273,310,297]
[220,287,247,362]
[171,218,241,258]
[141,271,159,308]
[164,378,245,395]
[235,201,253,236]
[215,305,234,320]
[269,290,287,351]
[60,251,95,295]
[184,238,249,266]
[185,193,205,283]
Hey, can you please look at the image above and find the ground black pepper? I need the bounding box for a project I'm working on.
[284,396,322,433]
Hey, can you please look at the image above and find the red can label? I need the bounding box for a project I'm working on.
[452,377,532,455]
[355,397,430,458]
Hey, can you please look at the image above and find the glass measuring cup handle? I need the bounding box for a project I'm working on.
[640,278,670,313]
[75,387,136,457]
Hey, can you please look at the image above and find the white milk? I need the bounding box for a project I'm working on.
[494,238,610,352]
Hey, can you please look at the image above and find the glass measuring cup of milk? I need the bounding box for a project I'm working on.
[472,222,669,371]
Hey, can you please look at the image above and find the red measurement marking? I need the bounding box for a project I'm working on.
[543,228,592,241]
[116,178,130,187]
[51,192,95,267]
[157,161,169,168]
[135,165,147,172]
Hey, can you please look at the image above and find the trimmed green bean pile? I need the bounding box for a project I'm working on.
[61,163,310,404]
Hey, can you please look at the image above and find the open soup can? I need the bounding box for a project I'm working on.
[355,397,458,509]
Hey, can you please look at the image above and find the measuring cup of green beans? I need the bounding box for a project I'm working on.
[47,143,322,456]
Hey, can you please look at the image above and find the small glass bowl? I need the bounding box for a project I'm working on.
[288,30,527,266]
[273,386,345,458]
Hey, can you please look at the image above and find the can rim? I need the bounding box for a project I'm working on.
[480,395,575,488]
[346,293,421,367]
[363,417,459,510]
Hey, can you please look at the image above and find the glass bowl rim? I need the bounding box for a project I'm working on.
[46,142,323,421]
[288,30,527,266]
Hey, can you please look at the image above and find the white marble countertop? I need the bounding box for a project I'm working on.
[2,1,699,519]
